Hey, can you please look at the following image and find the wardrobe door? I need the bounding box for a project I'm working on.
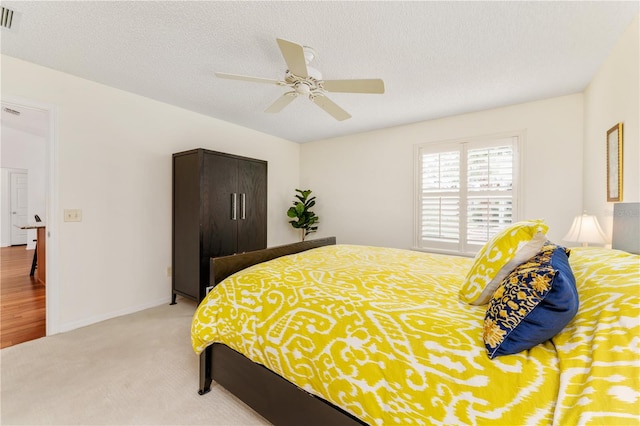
[203,153,238,263]
[237,159,267,253]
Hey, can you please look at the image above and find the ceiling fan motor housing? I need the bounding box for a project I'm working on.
[286,71,323,99]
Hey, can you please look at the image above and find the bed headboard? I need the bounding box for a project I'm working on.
[209,237,337,289]
[612,202,640,254]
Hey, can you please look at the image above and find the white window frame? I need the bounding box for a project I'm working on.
[413,131,523,256]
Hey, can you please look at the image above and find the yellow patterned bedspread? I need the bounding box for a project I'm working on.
[191,245,640,425]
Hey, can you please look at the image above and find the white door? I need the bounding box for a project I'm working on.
[10,172,28,245]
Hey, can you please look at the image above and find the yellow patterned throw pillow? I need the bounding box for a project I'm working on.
[459,219,549,305]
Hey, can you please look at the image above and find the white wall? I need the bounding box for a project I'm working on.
[1,55,301,333]
[301,14,640,251]
[583,14,639,236]
[301,94,584,249]
[1,126,47,248]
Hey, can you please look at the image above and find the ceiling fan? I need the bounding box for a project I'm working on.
[215,38,385,121]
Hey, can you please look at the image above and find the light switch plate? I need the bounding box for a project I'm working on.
[64,209,82,222]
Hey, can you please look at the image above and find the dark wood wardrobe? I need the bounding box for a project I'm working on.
[172,149,267,303]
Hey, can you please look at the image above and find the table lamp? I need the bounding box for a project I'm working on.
[563,212,609,247]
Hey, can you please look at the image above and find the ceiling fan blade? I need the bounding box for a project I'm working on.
[265,92,298,113]
[215,72,282,85]
[322,79,385,94]
[276,38,308,78]
[311,95,351,121]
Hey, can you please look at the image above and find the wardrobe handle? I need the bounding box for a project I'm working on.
[231,193,237,220]
[240,193,246,220]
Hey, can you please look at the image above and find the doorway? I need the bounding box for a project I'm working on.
[1,97,57,345]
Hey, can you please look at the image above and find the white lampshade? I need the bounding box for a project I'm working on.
[563,213,609,247]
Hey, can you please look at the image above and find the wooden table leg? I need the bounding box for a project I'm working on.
[30,244,37,277]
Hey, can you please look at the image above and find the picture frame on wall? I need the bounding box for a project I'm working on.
[606,122,623,202]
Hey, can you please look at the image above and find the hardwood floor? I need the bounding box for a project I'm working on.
[0,245,46,349]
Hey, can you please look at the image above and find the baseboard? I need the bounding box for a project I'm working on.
[58,296,171,334]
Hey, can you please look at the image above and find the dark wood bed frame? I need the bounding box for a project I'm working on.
[198,236,365,426]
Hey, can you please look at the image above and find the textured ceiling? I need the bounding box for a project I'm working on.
[1,1,637,143]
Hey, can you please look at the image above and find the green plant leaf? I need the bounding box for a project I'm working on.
[287,189,318,240]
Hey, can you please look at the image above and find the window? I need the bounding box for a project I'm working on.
[414,134,520,255]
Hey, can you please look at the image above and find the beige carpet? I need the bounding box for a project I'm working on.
[0,298,270,425]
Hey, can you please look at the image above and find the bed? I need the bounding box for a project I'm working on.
[191,212,640,425]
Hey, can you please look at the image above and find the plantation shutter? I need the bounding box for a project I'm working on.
[420,150,460,245]
[416,136,518,255]
[466,144,514,245]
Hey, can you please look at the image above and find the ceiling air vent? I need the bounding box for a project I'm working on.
[1,7,15,30]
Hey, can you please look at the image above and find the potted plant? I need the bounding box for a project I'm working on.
[287,189,319,241]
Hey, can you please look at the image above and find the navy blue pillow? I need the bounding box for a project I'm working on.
[483,242,579,359]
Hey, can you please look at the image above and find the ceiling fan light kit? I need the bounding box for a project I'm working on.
[216,38,385,121]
